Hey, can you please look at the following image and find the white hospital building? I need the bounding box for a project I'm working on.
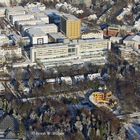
[30,39,111,67]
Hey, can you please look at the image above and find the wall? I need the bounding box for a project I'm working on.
[31,44,69,62]
[32,36,48,45]
[30,39,110,66]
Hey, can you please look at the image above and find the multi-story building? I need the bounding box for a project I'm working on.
[0,0,21,6]
[123,35,140,51]
[30,43,79,67]
[34,12,49,24]
[78,39,110,64]
[21,24,58,36]
[10,14,35,25]
[15,20,45,31]
[81,30,103,39]
[25,28,48,45]
[0,45,22,58]
[119,45,140,65]
[30,39,110,67]
[48,13,61,31]
[5,6,26,20]
[48,32,69,43]
[60,14,81,40]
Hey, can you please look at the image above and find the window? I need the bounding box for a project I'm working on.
[37,38,43,45]
[68,48,75,53]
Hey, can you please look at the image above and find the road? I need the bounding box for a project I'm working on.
[3,18,21,35]
[124,123,140,139]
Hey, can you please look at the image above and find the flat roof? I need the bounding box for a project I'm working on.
[34,12,47,17]
[33,43,67,48]
[78,38,107,43]
[22,23,57,32]
[11,14,34,18]
[16,19,43,24]
[123,35,140,42]
[82,29,102,34]
[6,6,25,12]
[45,9,61,15]
[124,35,134,41]
[27,28,46,36]
[23,23,57,29]
[63,14,79,20]
[48,32,67,39]
[132,35,140,42]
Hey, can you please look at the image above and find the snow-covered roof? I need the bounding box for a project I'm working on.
[132,35,140,42]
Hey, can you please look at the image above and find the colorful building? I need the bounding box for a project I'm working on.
[60,14,81,40]
[93,91,112,104]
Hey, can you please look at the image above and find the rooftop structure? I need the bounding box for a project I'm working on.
[34,12,49,23]
[81,29,103,39]
[26,28,46,37]
[123,35,140,50]
[48,32,69,43]
[103,27,120,37]
[25,28,48,45]
[22,24,58,36]
[5,6,26,20]
[48,13,61,30]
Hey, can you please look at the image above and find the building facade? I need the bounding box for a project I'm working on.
[10,14,35,25]
[30,39,110,67]
[123,35,140,51]
[25,28,48,45]
[0,45,22,58]
[60,14,81,40]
